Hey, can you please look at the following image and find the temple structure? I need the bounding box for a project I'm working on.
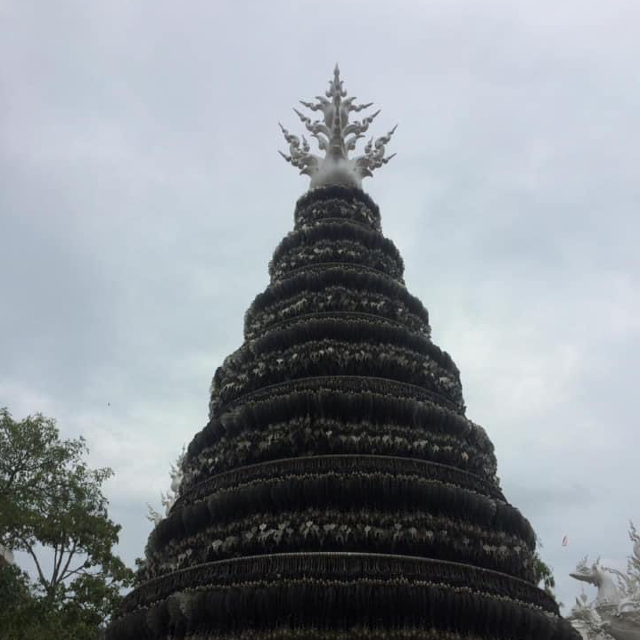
[107,67,579,640]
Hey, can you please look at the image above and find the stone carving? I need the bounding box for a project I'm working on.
[569,523,640,640]
[146,448,185,526]
[279,64,397,190]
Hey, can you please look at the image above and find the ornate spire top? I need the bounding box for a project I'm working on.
[279,64,397,190]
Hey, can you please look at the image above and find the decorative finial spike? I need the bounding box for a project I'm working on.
[278,65,397,190]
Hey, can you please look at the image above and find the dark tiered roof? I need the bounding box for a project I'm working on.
[108,185,579,640]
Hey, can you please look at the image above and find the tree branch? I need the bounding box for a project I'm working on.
[58,540,78,583]
[22,540,48,588]
[52,532,69,587]
[0,451,31,497]
[52,543,59,584]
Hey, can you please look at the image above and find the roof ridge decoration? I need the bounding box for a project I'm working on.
[279,64,397,190]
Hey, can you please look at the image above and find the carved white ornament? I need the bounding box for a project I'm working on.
[0,543,13,565]
[569,522,640,640]
[279,64,397,190]
[146,448,185,526]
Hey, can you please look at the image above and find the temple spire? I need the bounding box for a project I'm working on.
[279,64,397,190]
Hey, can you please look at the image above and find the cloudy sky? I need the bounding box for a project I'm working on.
[1,0,638,609]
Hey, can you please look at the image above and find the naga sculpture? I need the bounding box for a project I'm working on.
[571,558,623,605]
[569,523,640,640]
[279,64,397,189]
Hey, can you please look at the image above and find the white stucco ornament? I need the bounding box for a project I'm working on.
[279,64,397,190]
[146,448,186,526]
[569,522,640,640]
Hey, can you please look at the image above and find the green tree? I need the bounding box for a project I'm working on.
[0,408,134,639]
[532,537,563,608]
[533,549,557,595]
[0,563,38,634]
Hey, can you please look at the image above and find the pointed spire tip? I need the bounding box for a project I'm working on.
[278,64,396,189]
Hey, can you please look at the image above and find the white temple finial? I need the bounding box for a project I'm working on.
[279,65,397,190]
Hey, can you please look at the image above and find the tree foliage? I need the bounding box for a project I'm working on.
[533,551,556,594]
[0,408,133,639]
[532,537,561,607]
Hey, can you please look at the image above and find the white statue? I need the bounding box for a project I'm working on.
[279,64,397,190]
[569,522,640,640]
[146,447,185,526]
[0,543,13,565]
[571,557,622,605]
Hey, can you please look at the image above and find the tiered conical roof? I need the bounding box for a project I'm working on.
[108,184,578,640]
[107,68,579,640]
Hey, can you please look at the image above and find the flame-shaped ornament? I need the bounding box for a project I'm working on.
[279,64,397,190]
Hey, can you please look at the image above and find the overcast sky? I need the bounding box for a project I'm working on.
[1,0,639,609]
